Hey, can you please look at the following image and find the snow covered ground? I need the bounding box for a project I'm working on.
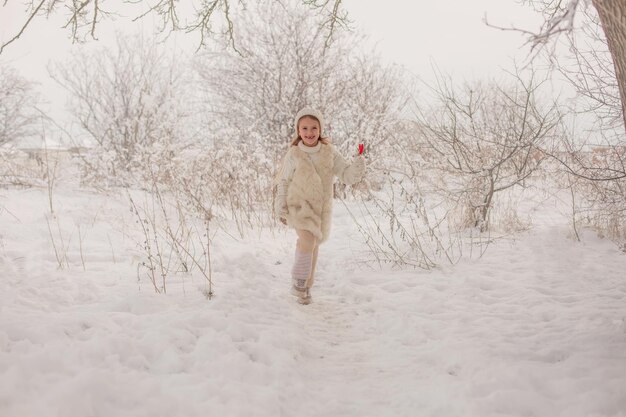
[1,182,625,417]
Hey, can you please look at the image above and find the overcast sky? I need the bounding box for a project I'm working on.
[1,1,544,78]
[0,0,548,132]
[345,0,543,79]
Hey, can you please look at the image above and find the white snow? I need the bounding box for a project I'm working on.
[1,183,625,417]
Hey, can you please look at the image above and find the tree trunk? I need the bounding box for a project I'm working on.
[592,0,626,130]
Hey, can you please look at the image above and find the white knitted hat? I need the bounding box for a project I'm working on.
[294,107,324,137]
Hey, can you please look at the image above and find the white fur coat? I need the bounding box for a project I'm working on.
[284,143,335,242]
[275,141,365,243]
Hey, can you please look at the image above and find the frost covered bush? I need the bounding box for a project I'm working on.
[414,70,561,232]
[547,7,626,250]
[559,140,626,250]
[344,170,463,269]
[127,184,214,297]
[0,63,43,187]
[51,35,195,188]
[582,149,626,247]
[126,140,278,294]
[343,69,563,268]
[195,0,351,151]
[194,0,409,198]
[0,63,39,147]
[170,144,277,236]
[0,143,69,189]
[0,145,36,187]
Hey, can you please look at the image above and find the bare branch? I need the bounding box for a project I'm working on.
[91,0,99,39]
[132,0,180,34]
[302,0,349,48]
[0,0,47,54]
[415,66,560,231]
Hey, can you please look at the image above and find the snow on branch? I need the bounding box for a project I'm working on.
[484,0,582,57]
[0,0,350,54]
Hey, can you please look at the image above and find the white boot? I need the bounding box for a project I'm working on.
[291,286,312,305]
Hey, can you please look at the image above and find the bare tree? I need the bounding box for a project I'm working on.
[193,0,409,221]
[591,0,626,131]
[49,34,195,185]
[1,0,347,54]
[547,120,626,247]
[0,63,39,146]
[195,0,409,150]
[193,0,366,151]
[557,8,622,129]
[502,0,626,131]
[0,63,44,187]
[415,68,562,231]
[523,3,626,247]
[330,54,411,191]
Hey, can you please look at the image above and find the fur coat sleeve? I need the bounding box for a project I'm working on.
[274,152,295,220]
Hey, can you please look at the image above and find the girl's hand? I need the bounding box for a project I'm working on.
[346,155,365,185]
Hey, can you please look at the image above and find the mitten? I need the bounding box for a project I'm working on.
[352,155,365,180]
[345,155,365,185]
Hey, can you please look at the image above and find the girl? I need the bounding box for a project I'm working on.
[275,107,365,305]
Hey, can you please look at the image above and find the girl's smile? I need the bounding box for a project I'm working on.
[298,116,320,147]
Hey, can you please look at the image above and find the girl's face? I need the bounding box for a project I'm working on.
[298,116,320,147]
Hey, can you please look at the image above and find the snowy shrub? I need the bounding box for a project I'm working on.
[0,63,46,187]
[342,126,466,269]
[0,142,67,190]
[170,144,277,236]
[50,34,196,188]
[128,182,214,297]
[0,145,36,187]
[559,140,626,250]
[0,63,39,147]
[125,138,278,293]
[414,69,561,232]
[341,68,564,268]
[548,7,626,250]
[195,0,352,152]
[193,0,409,209]
[343,172,462,270]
